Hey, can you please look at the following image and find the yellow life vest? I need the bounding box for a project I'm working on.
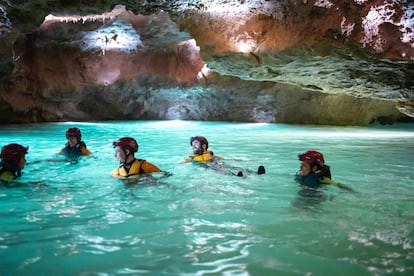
[112,159,145,178]
[80,146,91,156]
[190,150,214,162]
[320,176,338,186]
[0,171,16,182]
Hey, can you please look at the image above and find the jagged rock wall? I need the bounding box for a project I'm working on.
[0,71,402,126]
[0,0,413,125]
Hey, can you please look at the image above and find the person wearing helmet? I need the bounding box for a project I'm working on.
[184,136,221,163]
[183,136,265,176]
[59,127,91,163]
[295,150,353,191]
[298,150,331,179]
[295,152,323,189]
[0,144,29,181]
[111,137,161,178]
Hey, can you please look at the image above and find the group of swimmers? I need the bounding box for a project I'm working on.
[0,127,351,191]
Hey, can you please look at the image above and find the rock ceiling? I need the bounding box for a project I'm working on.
[0,0,413,124]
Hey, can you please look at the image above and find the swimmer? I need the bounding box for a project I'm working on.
[182,136,265,176]
[59,127,91,163]
[0,143,28,182]
[298,150,331,179]
[295,150,353,191]
[111,137,165,179]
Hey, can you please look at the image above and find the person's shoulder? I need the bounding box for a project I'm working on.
[206,149,222,159]
[142,159,158,167]
[141,160,161,172]
[79,141,91,155]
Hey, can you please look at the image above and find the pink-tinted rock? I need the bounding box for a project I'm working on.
[0,1,413,125]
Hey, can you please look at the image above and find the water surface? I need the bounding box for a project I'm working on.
[0,121,413,275]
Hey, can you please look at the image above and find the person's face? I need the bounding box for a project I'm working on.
[18,155,26,170]
[299,161,313,176]
[114,146,127,163]
[192,140,204,154]
[67,135,78,147]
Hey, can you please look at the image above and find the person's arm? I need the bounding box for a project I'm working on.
[180,156,193,163]
[111,168,120,177]
[212,155,224,161]
[207,150,223,160]
[320,176,354,192]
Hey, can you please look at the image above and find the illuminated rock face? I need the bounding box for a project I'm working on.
[0,0,413,124]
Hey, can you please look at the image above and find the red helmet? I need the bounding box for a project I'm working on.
[113,137,139,152]
[66,127,81,140]
[1,144,28,162]
[298,150,325,163]
[190,136,208,149]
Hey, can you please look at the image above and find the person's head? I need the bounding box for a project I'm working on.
[113,137,138,164]
[298,161,317,176]
[0,143,28,175]
[66,127,81,147]
[297,150,324,176]
[190,136,208,155]
[298,150,325,165]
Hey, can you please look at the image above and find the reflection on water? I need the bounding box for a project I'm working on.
[0,121,413,275]
[292,188,332,210]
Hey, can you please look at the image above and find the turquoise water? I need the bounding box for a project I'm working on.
[0,121,413,275]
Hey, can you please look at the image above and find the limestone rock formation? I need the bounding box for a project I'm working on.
[0,0,413,125]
